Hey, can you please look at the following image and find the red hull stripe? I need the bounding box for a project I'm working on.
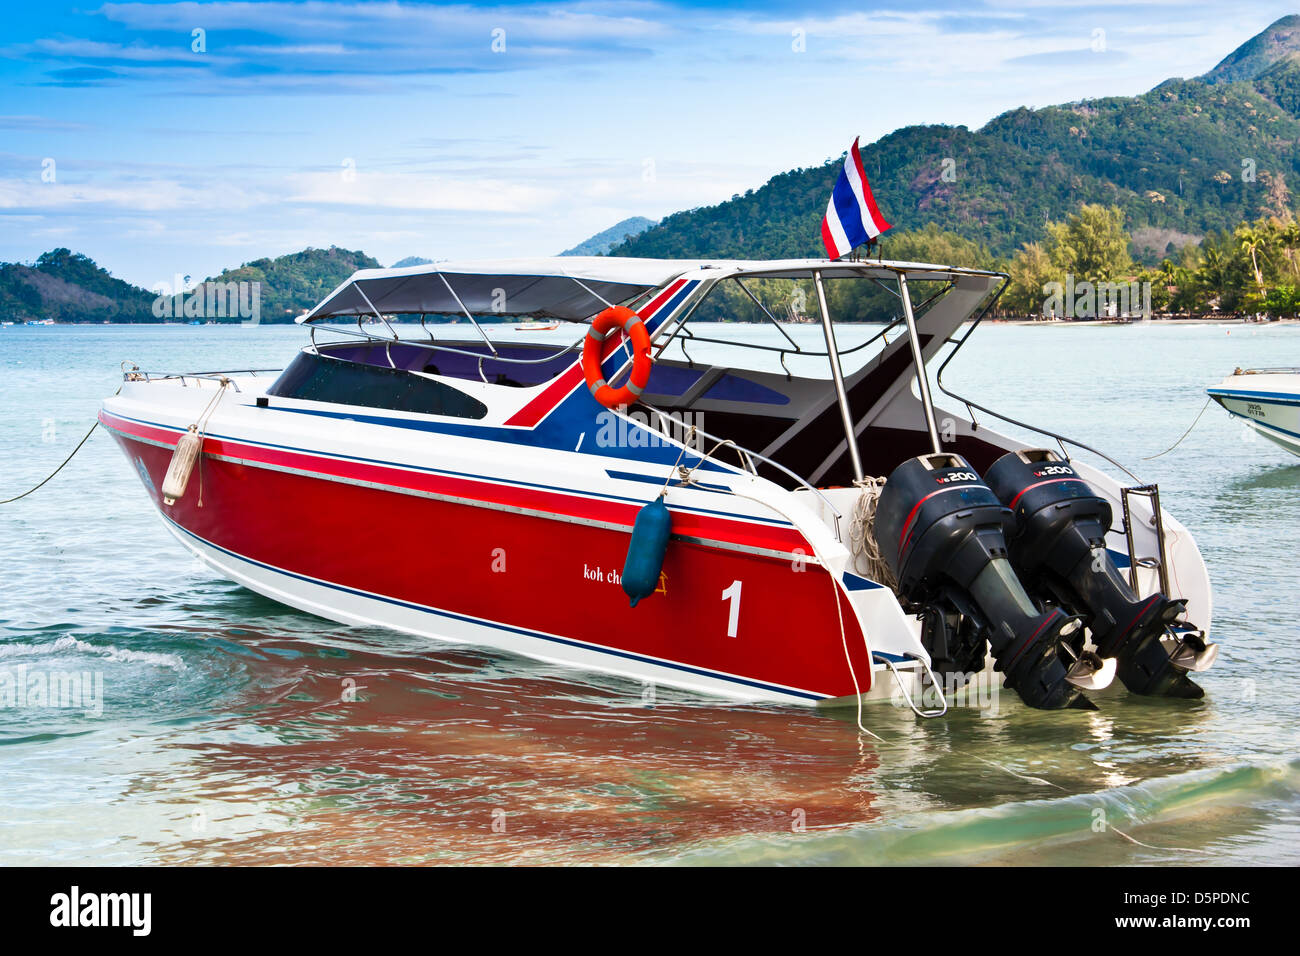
[505,278,690,428]
[162,514,826,701]
[115,431,875,697]
[99,410,809,555]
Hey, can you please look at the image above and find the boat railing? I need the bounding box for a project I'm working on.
[307,322,587,383]
[120,368,284,392]
[1231,367,1300,375]
[306,271,956,385]
[651,316,903,377]
[647,272,956,376]
[933,279,1144,485]
[640,403,845,539]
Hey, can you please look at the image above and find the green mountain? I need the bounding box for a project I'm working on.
[1251,52,1300,113]
[0,249,154,323]
[612,16,1300,264]
[197,246,381,323]
[560,216,658,256]
[0,246,381,324]
[1202,14,1300,83]
[391,256,433,268]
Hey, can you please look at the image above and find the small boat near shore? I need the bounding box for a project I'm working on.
[100,256,1217,716]
[1208,368,1300,456]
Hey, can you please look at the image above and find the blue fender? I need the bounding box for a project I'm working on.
[622,496,671,607]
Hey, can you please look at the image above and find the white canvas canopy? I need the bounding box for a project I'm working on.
[298,257,708,323]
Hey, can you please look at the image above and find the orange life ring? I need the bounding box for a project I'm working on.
[582,305,653,408]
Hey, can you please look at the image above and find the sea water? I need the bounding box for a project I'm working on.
[1,321,1298,865]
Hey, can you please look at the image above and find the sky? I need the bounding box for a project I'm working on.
[0,1,1295,289]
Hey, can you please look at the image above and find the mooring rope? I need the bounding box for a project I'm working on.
[967,754,1198,853]
[0,418,102,505]
[668,448,884,741]
[668,449,1202,851]
[192,378,231,508]
[1143,397,1212,460]
[848,476,896,591]
[0,381,124,505]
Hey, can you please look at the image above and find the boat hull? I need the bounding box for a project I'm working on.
[1208,374,1300,457]
[104,416,887,705]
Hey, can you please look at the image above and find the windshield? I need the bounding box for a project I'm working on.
[654,272,958,378]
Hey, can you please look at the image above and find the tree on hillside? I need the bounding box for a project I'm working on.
[1044,204,1133,282]
[1005,242,1055,315]
[1237,224,1269,294]
[1191,231,1254,311]
[1000,204,1135,316]
[880,223,997,271]
[1279,219,1300,279]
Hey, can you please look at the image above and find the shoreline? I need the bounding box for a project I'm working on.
[987,317,1300,327]
[5,318,1300,328]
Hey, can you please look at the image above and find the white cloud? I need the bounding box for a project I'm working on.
[0,179,201,211]
[285,169,557,212]
[99,1,671,36]
[0,115,94,132]
[31,37,208,62]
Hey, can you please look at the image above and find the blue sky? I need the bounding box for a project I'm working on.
[0,1,1294,288]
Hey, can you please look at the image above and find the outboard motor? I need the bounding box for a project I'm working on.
[984,449,1215,699]
[873,454,1112,710]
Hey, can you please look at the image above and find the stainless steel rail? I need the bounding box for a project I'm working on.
[933,275,1145,485]
[121,369,283,392]
[898,273,942,455]
[309,321,587,367]
[814,269,864,482]
[641,404,845,539]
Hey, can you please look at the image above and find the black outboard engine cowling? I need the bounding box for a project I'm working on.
[984,449,1205,699]
[873,453,1103,710]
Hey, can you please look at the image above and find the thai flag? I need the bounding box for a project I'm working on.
[821,136,891,259]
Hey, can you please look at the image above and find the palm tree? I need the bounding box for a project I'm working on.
[1196,246,1229,311]
[1238,226,1268,295]
[1156,259,1179,313]
[1281,221,1300,280]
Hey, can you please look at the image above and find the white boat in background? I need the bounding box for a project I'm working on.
[1207,368,1300,457]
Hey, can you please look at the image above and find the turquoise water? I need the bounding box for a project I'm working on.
[1,321,1298,865]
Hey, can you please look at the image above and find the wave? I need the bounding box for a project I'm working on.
[668,756,1300,866]
[0,635,187,671]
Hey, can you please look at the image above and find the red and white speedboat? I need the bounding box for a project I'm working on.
[101,257,1218,713]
